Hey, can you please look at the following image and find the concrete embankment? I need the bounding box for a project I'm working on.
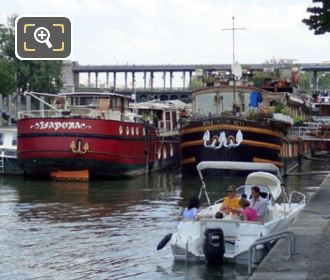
[250,173,330,280]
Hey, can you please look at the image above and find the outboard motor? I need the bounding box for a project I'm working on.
[203,228,225,264]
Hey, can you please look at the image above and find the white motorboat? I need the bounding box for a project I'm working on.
[170,161,305,265]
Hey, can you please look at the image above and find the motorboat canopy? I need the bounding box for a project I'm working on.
[196,161,281,205]
[197,161,280,181]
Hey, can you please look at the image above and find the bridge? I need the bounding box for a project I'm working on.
[61,61,330,102]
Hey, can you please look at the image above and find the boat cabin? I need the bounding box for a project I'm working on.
[313,90,330,118]
[56,92,133,121]
[192,86,285,119]
[130,100,188,133]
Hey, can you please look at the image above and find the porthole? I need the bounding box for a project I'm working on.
[142,128,146,136]
[157,147,161,160]
[136,127,139,136]
[163,146,167,160]
[126,127,129,135]
[119,126,123,135]
[170,144,174,157]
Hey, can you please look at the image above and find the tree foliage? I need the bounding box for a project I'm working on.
[0,57,16,95]
[302,0,330,34]
[0,15,63,95]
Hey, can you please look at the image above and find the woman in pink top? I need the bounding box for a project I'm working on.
[239,198,258,221]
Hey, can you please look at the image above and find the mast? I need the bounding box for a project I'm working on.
[222,16,245,108]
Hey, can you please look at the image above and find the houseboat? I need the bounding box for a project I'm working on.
[17,92,181,179]
[180,75,309,176]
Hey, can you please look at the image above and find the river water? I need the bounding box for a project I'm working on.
[0,160,328,280]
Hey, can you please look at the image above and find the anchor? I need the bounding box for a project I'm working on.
[70,139,89,154]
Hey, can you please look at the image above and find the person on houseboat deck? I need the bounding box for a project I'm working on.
[217,185,240,219]
[239,197,258,221]
[183,196,199,220]
[249,186,268,220]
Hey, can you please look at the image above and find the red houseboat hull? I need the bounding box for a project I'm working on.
[17,118,180,178]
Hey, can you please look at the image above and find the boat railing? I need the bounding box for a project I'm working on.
[18,107,127,121]
[290,122,330,141]
[18,110,60,119]
[288,191,306,206]
[158,120,172,131]
[248,231,296,275]
[214,197,225,204]
[157,120,179,135]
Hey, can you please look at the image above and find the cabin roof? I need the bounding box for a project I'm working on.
[130,99,189,110]
[192,85,289,98]
[58,91,131,99]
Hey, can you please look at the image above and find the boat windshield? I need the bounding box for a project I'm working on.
[236,185,272,200]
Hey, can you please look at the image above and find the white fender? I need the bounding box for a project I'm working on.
[236,130,243,145]
[203,130,210,147]
[220,131,228,147]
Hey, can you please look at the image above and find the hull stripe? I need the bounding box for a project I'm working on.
[18,132,160,141]
[181,124,282,138]
[17,149,147,160]
[181,157,196,165]
[181,139,282,151]
[253,157,284,167]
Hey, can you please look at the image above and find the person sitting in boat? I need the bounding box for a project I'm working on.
[249,186,268,221]
[218,185,240,218]
[239,197,258,221]
[182,196,199,220]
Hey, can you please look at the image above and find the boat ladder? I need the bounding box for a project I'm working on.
[248,231,296,275]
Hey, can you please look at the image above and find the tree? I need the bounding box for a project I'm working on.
[0,22,16,95]
[189,75,204,90]
[0,57,16,95]
[298,72,313,90]
[0,15,63,94]
[302,0,330,34]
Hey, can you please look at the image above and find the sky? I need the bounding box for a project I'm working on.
[1,0,329,67]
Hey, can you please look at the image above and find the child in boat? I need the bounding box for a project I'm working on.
[218,185,240,218]
[239,197,258,221]
[183,196,199,220]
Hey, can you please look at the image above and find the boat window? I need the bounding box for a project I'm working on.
[195,92,233,117]
[4,150,17,157]
[12,133,17,146]
[80,97,97,107]
[112,97,118,109]
[125,99,129,109]
[0,133,3,145]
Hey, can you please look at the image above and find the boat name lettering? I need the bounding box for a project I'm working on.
[30,121,92,130]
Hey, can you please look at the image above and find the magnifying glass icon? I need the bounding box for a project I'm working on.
[34,27,53,48]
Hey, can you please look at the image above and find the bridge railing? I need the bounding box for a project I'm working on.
[75,86,194,92]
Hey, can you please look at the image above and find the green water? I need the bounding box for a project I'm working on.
[0,160,327,280]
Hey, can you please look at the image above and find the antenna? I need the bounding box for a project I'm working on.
[222,16,245,62]
[222,16,245,107]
